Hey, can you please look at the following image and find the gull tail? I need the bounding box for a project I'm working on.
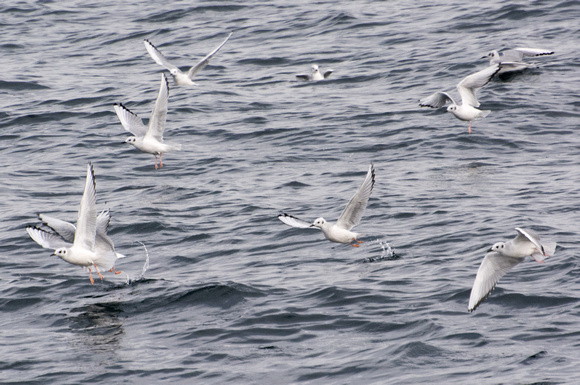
[476,110,491,120]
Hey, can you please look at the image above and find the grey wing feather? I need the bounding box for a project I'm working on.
[114,103,148,137]
[38,214,76,242]
[419,92,455,108]
[468,252,523,312]
[27,227,72,250]
[144,39,180,73]
[323,70,333,79]
[512,48,554,59]
[278,213,315,229]
[187,32,232,78]
[73,164,97,251]
[457,63,500,107]
[145,73,170,142]
[296,74,311,81]
[337,163,375,230]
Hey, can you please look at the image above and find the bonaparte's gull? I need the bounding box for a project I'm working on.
[483,48,554,74]
[114,73,181,170]
[419,63,501,133]
[144,33,232,86]
[296,65,333,81]
[26,164,125,284]
[468,228,557,312]
[278,164,375,247]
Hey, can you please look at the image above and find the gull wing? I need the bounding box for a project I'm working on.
[144,39,180,73]
[336,163,375,230]
[27,227,72,250]
[468,251,523,312]
[145,73,170,142]
[39,214,76,243]
[113,103,148,137]
[419,91,455,108]
[73,164,98,251]
[296,74,311,81]
[187,32,232,78]
[323,70,333,79]
[96,210,111,235]
[278,213,315,229]
[457,63,500,107]
[515,227,556,260]
[510,48,554,60]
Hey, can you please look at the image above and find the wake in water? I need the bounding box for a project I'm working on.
[364,239,398,263]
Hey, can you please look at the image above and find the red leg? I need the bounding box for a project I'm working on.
[154,155,159,170]
[159,153,164,168]
[468,122,472,134]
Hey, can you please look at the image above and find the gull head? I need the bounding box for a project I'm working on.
[311,65,320,73]
[52,248,68,259]
[125,136,138,145]
[169,68,180,76]
[447,105,457,112]
[311,217,326,228]
[488,241,506,254]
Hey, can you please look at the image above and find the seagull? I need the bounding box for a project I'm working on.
[114,73,181,170]
[483,48,554,74]
[144,32,232,86]
[26,164,125,284]
[278,163,375,247]
[419,63,501,133]
[468,228,557,312]
[296,65,333,81]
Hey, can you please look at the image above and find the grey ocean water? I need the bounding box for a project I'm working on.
[1,1,580,383]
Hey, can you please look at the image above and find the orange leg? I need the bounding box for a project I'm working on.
[109,267,123,275]
[350,243,360,248]
[154,155,159,170]
[468,122,472,134]
[159,154,164,168]
[355,239,364,244]
[88,267,95,285]
[93,264,104,281]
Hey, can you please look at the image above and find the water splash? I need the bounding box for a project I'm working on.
[364,239,398,263]
[125,241,150,284]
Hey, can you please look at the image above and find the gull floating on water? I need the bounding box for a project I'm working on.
[144,32,232,86]
[296,65,333,81]
[114,73,181,170]
[468,227,557,312]
[419,63,501,133]
[278,163,375,247]
[483,48,554,75]
[26,164,125,284]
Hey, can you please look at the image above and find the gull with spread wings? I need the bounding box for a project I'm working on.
[278,164,375,247]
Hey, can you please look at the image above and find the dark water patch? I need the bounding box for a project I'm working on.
[0,80,49,90]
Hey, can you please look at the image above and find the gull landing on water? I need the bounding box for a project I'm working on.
[278,164,375,247]
[468,228,557,312]
[26,164,125,284]
[419,63,501,133]
[144,33,232,86]
[296,65,333,81]
[483,48,554,75]
[114,73,181,170]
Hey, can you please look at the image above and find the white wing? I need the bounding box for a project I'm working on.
[73,164,98,251]
[419,92,455,108]
[144,39,180,73]
[515,227,556,260]
[336,163,375,230]
[96,209,111,235]
[187,32,232,78]
[27,227,72,250]
[468,251,523,312]
[510,48,554,60]
[39,214,76,242]
[457,63,500,107]
[278,213,315,229]
[114,103,148,137]
[145,73,170,142]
